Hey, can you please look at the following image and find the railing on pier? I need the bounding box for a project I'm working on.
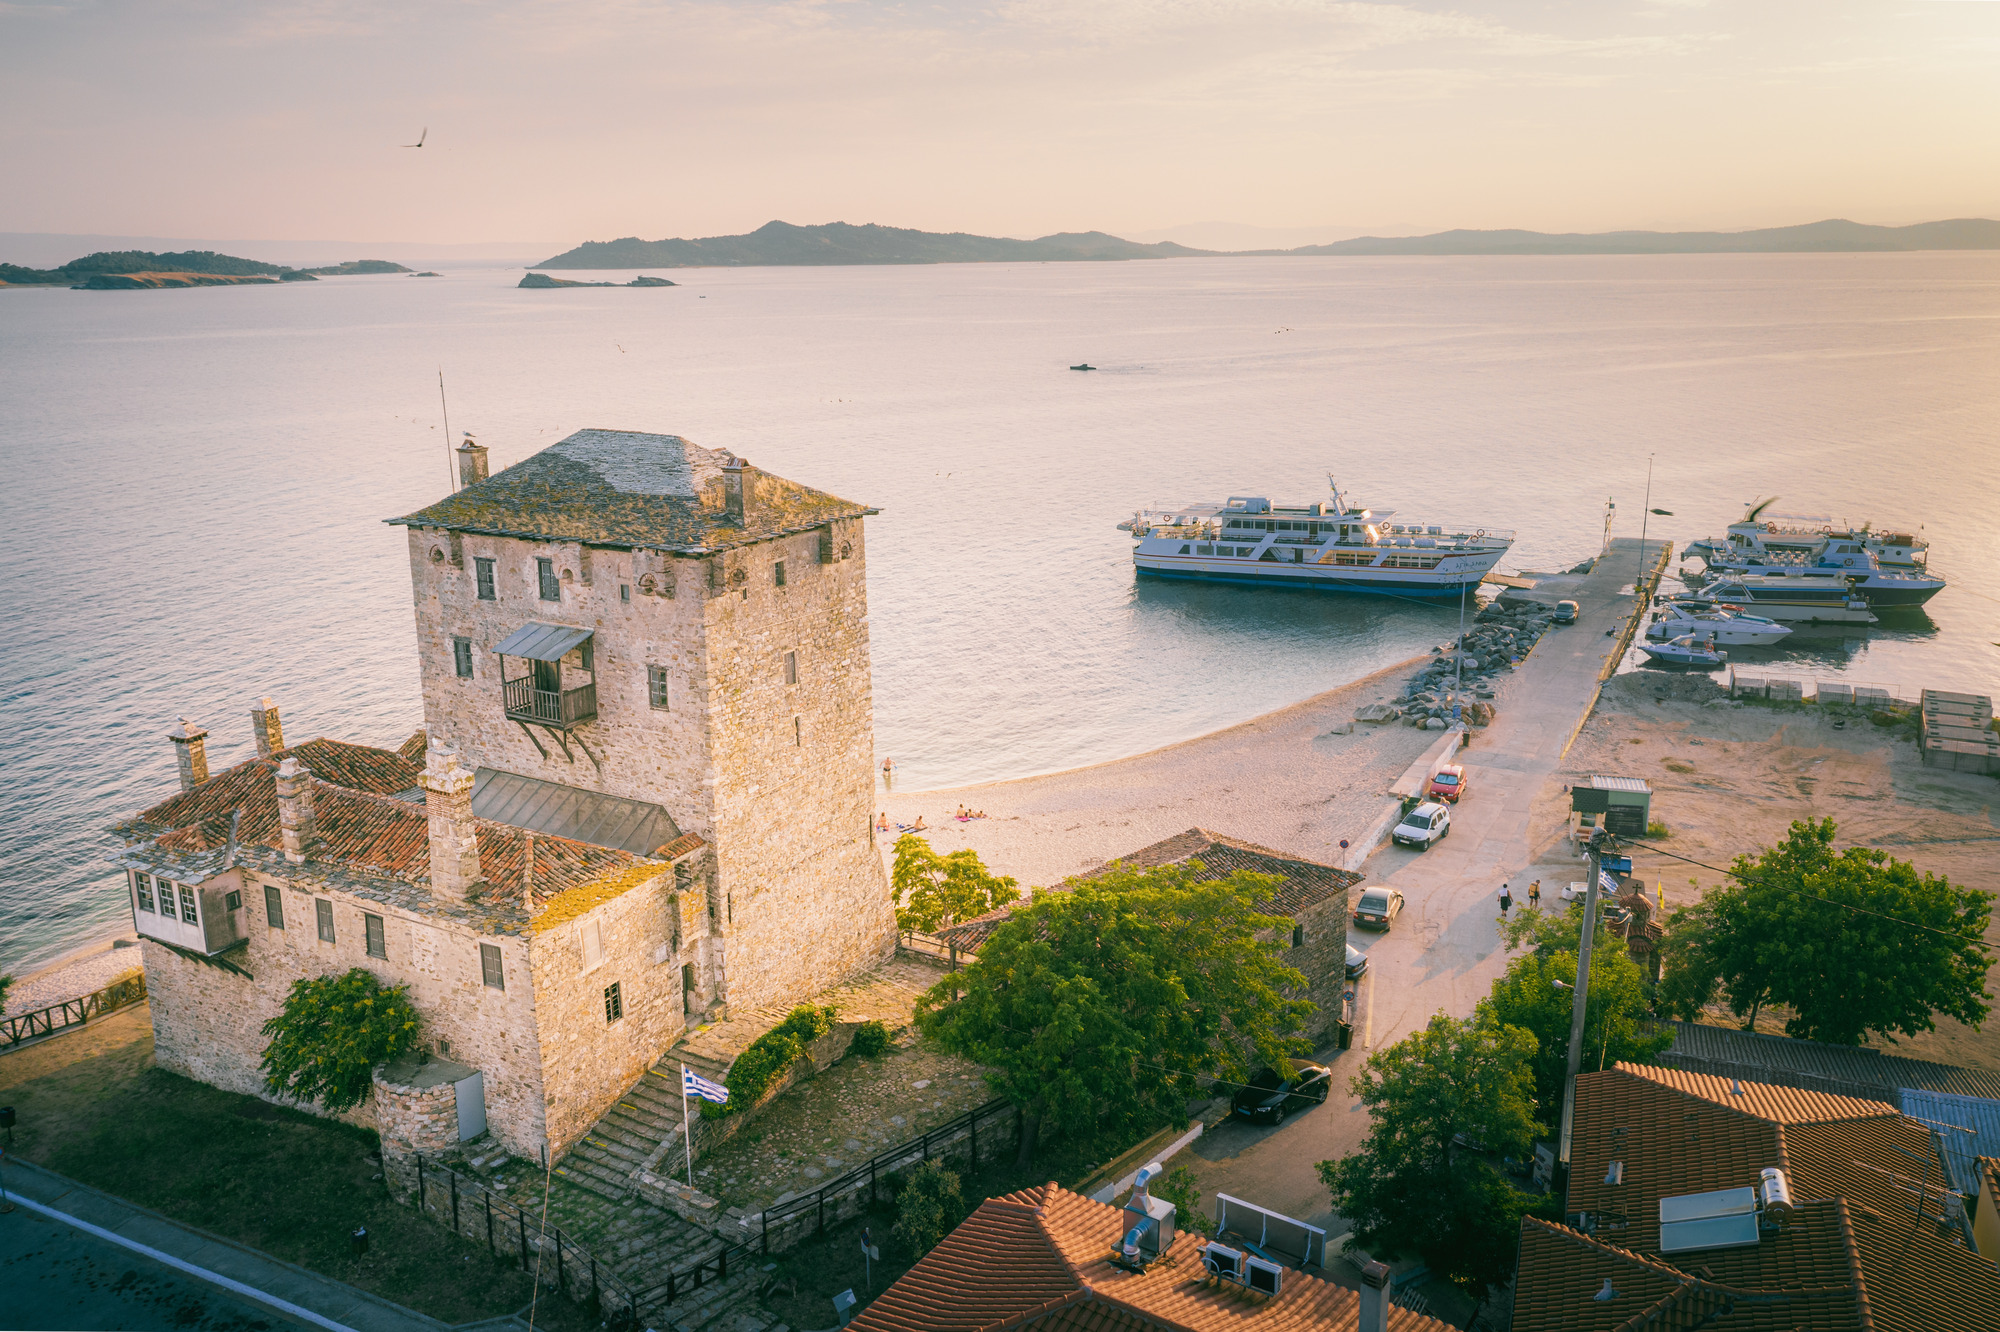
[2,971,147,1049]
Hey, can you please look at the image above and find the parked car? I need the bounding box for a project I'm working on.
[1231,1063,1333,1125]
[1553,600,1580,624]
[1392,801,1451,850]
[1344,942,1369,978]
[1426,764,1469,804]
[1352,886,1406,930]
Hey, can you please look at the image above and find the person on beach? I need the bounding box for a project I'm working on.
[876,812,889,833]
[1499,884,1513,915]
[1528,880,1541,908]
[911,814,927,832]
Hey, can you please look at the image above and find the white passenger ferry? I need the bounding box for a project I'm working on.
[1125,480,1512,598]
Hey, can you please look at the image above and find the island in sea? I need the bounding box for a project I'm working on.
[532,216,2000,269]
[518,272,677,289]
[0,250,412,289]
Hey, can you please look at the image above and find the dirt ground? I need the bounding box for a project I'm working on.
[1554,673,2000,1071]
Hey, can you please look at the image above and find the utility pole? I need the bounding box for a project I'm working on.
[1556,829,1610,1200]
[1636,453,1655,594]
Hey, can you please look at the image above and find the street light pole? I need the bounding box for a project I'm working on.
[1636,453,1655,593]
[1556,831,1608,1200]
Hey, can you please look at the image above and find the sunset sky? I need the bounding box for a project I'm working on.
[4,1,1998,245]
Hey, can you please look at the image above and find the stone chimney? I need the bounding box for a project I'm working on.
[420,742,482,900]
[275,758,319,863]
[251,697,285,757]
[1359,1259,1390,1332]
[169,718,210,791]
[722,455,751,527]
[457,434,489,489]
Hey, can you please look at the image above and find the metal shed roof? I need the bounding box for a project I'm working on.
[470,768,680,855]
[1584,775,1653,792]
[1897,1088,2000,1198]
[491,622,594,662]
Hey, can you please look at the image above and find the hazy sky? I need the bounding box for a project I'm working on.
[4,1,1998,244]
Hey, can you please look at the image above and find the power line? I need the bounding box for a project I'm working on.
[1627,841,1992,951]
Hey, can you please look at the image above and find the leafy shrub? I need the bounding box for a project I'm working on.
[1645,820,1670,839]
[850,1019,890,1058]
[892,1159,963,1257]
[259,969,421,1112]
[701,1004,839,1119]
[1153,1165,1212,1236]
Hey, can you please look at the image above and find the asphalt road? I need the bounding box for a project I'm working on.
[1182,540,1668,1241]
[0,1203,294,1332]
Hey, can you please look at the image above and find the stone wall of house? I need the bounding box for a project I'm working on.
[703,514,895,1015]
[530,870,689,1158]
[139,864,549,1159]
[1292,892,1351,1048]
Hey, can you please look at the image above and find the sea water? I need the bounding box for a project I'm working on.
[3,253,1997,974]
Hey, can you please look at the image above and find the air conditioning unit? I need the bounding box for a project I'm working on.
[1244,1255,1283,1296]
[1203,1242,1243,1282]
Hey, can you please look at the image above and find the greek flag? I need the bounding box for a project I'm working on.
[682,1065,730,1105]
[1600,869,1621,896]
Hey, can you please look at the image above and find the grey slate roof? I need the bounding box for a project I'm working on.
[1658,1019,2000,1104]
[387,429,874,552]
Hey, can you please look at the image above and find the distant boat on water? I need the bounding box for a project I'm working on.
[1070,363,1096,371]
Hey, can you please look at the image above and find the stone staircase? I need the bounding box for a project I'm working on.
[558,1046,737,1203]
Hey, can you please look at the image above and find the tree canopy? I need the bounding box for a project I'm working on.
[259,968,421,1112]
[890,834,1021,934]
[1487,906,1672,1123]
[1656,818,1993,1045]
[915,862,1313,1159]
[1317,1012,1553,1293]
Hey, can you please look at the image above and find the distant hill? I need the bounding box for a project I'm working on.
[1283,218,2000,256]
[298,260,412,276]
[0,249,305,286]
[533,220,1210,269]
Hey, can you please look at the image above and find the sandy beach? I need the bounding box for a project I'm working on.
[3,934,141,1017]
[872,655,1439,888]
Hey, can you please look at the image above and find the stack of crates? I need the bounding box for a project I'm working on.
[1920,690,1999,775]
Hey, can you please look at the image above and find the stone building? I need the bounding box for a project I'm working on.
[110,430,897,1163]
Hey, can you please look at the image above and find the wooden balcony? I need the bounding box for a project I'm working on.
[504,676,598,729]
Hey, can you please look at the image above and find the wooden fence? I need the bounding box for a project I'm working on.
[2,971,148,1049]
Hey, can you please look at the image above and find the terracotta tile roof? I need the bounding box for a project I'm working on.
[935,829,1360,952]
[110,743,685,923]
[851,1182,1452,1332]
[1515,1065,2000,1330]
[387,429,874,553]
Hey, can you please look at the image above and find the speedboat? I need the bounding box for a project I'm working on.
[1693,575,1878,624]
[1639,634,1727,668]
[1645,601,1792,647]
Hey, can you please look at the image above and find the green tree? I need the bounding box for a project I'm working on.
[891,835,1022,934]
[259,969,422,1112]
[1656,819,1993,1045]
[892,1159,963,1257]
[916,864,1313,1164]
[1153,1165,1214,1237]
[1488,906,1671,1123]
[1317,1012,1552,1294]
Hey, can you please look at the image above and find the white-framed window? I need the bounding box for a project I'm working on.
[178,884,199,924]
[134,872,155,913]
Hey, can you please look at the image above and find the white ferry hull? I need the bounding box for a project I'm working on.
[1134,553,1492,597]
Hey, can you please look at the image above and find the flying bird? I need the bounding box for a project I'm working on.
[403,128,427,148]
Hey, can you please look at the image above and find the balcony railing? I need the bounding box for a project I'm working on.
[504,677,597,729]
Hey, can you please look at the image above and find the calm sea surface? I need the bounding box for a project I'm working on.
[3,254,1997,975]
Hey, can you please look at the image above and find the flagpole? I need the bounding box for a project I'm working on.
[681,1064,695,1188]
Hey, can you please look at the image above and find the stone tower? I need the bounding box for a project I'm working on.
[390,429,894,1016]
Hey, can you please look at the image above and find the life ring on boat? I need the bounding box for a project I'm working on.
[1842,558,1854,567]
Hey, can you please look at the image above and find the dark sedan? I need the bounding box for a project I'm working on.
[1231,1063,1332,1126]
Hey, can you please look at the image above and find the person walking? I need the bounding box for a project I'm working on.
[1498,883,1513,915]
[1527,879,1541,909]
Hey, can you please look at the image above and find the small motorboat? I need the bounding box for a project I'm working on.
[1640,634,1727,668]
[1070,363,1097,371]
[1645,601,1792,647]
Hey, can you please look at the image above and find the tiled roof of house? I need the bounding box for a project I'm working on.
[110,741,702,927]
[850,1182,1450,1332]
[1513,1064,2000,1330]
[935,829,1360,952]
[387,429,874,552]
[1658,1019,2000,1102]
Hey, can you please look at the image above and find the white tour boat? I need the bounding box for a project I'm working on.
[1125,480,1512,598]
[1645,601,1793,647]
[1690,575,1878,624]
[1684,500,1929,574]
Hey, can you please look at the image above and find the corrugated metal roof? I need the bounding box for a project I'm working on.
[1659,1020,2000,1102]
[491,622,594,662]
[470,768,680,855]
[1584,774,1652,792]
[1897,1088,2000,1197]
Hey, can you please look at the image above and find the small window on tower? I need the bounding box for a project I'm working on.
[783,651,798,686]
[579,638,593,671]
[794,716,802,747]
[474,557,496,601]
[604,981,624,1023]
[481,943,505,990]
[365,912,386,959]
[226,889,243,912]
[620,584,631,603]
[648,665,670,710]
[1291,923,1305,948]
[537,557,560,601]
[774,559,787,587]
[453,637,474,678]
[264,884,285,929]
